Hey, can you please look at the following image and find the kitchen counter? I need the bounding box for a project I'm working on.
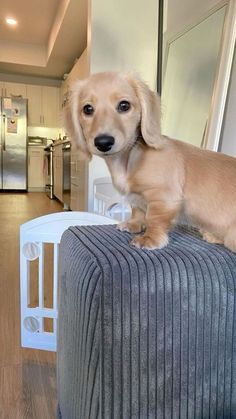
[53,138,70,147]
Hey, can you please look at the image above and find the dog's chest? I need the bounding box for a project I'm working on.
[127,192,147,212]
[109,160,129,195]
[110,164,147,212]
[107,154,147,212]
[113,171,129,195]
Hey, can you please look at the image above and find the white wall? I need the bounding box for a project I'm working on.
[90,0,158,89]
[86,0,159,210]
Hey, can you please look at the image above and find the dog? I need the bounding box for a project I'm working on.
[64,71,236,251]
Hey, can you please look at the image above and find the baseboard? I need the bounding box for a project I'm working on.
[27,187,45,192]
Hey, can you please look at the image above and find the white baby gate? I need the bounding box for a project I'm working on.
[20,212,116,351]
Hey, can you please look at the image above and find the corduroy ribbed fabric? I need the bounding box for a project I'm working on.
[57,225,236,419]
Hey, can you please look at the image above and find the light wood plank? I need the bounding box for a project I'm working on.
[0,192,62,417]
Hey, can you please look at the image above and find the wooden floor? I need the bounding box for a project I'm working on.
[0,192,62,419]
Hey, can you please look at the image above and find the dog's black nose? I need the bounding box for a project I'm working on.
[94,135,115,152]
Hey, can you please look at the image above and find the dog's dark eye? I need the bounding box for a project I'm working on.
[83,104,94,116]
[117,100,131,113]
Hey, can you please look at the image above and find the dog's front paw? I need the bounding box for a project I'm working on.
[117,221,145,234]
[117,221,129,231]
[200,230,223,244]
[131,233,168,250]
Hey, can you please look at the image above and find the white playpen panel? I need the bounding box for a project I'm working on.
[93,177,131,221]
[20,212,116,351]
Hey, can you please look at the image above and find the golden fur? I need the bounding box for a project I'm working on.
[64,71,236,251]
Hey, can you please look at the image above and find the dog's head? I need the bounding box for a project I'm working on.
[64,71,162,159]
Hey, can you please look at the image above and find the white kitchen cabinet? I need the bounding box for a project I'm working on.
[26,85,42,126]
[52,142,88,209]
[0,81,26,98]
[42,86,60,127]
[70,145,88,211]
[26,84,60,127]
[28,146,45,191]
[60,80,69,123]
[53,144,63,202]
[0,82,5,97]
[60,48,90,127]
[5,82,27,98]
[60,80,70,106]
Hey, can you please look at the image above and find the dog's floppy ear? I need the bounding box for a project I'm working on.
[63,81,92,160]
[126,74,162,148]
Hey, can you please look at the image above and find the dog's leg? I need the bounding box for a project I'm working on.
[131,199,179,250]
[117,207,146,233]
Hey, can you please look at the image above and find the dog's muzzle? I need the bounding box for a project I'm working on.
[94,135,115,152]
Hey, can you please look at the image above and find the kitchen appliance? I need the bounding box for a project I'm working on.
[44,144,54,199]
[0,97,27,190]
[62,142,71,209]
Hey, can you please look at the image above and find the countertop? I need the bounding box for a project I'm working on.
[44,138,70,151]
[53,138,70,146]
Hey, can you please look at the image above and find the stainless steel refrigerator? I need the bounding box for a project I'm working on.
[0,97,27,190]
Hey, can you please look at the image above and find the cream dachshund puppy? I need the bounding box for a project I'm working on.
[64,71,236,251]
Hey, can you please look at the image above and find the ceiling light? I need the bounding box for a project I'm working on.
[6,18,18,26]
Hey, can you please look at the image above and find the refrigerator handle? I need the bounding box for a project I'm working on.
[2,114,6,152]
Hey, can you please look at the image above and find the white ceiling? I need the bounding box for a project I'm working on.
[0,0,88,80]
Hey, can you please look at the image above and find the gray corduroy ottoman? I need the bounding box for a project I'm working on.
[57,225,236,419]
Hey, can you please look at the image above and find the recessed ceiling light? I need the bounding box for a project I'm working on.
[6,18,18,26]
